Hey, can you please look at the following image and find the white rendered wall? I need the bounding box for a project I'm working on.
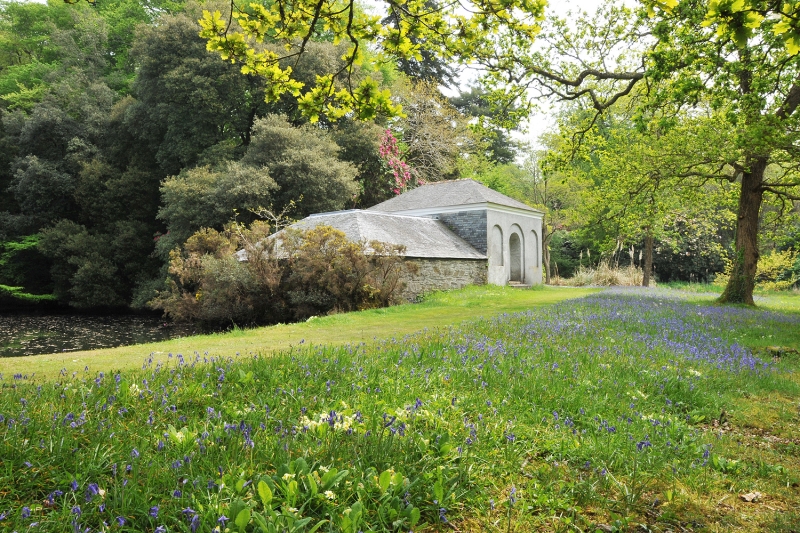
[486,208,543,286]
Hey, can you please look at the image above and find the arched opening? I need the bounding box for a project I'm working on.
[509,233,522,282]
[491,225,504,266]
[531,230,539,267]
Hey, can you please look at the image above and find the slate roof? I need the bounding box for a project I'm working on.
[291,210,486,259]
[368,179,542,214]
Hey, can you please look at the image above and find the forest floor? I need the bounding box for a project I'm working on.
[1,286,799,532]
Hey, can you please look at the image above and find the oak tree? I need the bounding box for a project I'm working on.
[520,0,800,304]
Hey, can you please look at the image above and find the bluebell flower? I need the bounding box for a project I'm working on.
[85,483,99,502]
[149,506,159,518]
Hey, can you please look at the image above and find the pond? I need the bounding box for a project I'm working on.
[0,313,195,358]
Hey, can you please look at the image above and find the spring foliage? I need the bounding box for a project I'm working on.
[198,0,546,122]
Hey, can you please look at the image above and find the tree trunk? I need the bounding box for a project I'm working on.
[642,228,653,287]
[543,232,552,284]
[719,157,766,305]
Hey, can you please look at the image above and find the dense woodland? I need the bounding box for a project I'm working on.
[0,0,798,320]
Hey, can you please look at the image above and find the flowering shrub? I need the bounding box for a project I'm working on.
[378,129,423,195]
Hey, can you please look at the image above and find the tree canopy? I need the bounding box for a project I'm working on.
[7,0,794,310]
[197,0,546,123]
[520,0,800,304]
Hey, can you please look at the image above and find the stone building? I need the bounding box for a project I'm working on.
[289,179,544,299]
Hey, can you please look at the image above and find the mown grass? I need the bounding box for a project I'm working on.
[661,282,800,314]
[0,286,595,380]
[1,287,799,532]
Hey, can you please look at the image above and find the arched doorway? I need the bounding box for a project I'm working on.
[509,233,522,282]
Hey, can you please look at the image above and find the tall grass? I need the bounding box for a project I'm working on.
[1,289,798,532]
[555,260,649,287]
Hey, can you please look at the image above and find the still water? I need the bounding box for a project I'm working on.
[0,313,195,357]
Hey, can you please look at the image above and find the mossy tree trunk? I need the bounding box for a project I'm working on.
[542,231,552,284]
[718,156,766,306]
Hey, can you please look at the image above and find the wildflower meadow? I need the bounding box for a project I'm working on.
[1,289,799,532]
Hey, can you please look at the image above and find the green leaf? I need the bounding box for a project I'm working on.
[252,511,270,533]
[290,517,313,532]
[433,479,444,504]
[391,472,404,488]
[307,519,328,533]
[292,457,309,475]
[321,468,348,489]
[286,480,298,505]
[235,508,251,531]
[258,480,273,507]
[410,507,420,526]
[306,472,318,497]
[379,470,392,493]
[351,501,363,521]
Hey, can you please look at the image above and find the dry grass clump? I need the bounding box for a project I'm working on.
[555,259,652,287]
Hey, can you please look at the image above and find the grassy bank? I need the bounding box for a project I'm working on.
[0,286,596,380]
[1,287,798,532]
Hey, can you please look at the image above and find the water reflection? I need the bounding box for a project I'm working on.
[0,314,195,357]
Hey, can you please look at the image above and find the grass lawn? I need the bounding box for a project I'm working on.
[1,286,799,532]
[0,286,596,380]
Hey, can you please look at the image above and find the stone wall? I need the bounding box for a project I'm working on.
[400,258,487,301]
[436,211,488,254]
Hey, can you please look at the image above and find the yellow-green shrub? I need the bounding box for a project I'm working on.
[714,249,798,291]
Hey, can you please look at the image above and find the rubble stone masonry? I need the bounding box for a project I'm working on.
[400,258,487,301]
